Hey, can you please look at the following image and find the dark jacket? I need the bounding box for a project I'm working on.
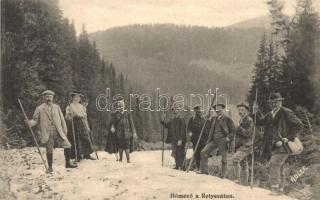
[187,114,206,144]
[161,116,186,145]
[235,115,254,149]
[207,114,235,143]
[255,106,303,150]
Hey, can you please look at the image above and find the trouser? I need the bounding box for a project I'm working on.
[45,128,72,168]
[269,152,289,189]
[172,144,186,169]
[232,150,250,185]
[200,139,228,177]
[191,138,205,170]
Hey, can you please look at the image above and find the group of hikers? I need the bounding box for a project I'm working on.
[160,92,303,195]
[25,89,303,195]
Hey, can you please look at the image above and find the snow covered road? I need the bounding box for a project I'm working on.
[0,148,296,200]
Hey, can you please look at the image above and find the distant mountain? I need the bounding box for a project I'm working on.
[228,15,271,30]
[90,24,267,102]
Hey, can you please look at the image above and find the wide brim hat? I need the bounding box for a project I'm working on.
[193,105,201,111]
[70,91,84,98]
[42,90,55,96]
[212,103,226,110]
[268,93,284,102]
[237,102,250,111]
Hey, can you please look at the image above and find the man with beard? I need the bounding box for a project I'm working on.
[66,92,95,161]
[253,93,303,194]
[161,106,187,170]
[232,103,254,185]
[28,90,77,173]
[187,105,206,171]
[198,103,235,178]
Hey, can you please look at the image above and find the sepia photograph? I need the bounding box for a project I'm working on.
[1,0,320,199]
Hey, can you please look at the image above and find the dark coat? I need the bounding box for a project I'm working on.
[187,114,206,144]
[235,115,254,151]
[207,114,235,143]
[162,116,186,145]
[255,106,303,151]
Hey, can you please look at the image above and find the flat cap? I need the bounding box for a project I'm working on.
[42,90,55,96]
[237,102,250,111]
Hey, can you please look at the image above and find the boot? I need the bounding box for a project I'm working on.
[64,149,77,168]
[233,162,241,184]
[84,154,96,160]
[220,161,227,179]
[46,152,53,173]
[119,149,123,162]
[241,169,249,186]
[125,149,130,163]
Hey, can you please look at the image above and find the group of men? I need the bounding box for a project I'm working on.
[161,92,303,195]
[27,89,302,195]
[27,89,138,173]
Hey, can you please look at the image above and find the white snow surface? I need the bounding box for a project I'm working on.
[0,147,296,200]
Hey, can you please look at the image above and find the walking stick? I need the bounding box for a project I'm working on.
[68,101,78,162]
[87,128,99,160]
[303,111,313,134]
[251,89,258,188]
[186,94,216,173]
[18,99,49,172]
[161,110,165,167]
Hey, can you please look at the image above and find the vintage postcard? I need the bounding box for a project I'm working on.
[1,0,320,199]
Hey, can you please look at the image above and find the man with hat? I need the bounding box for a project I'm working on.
[253,93,303,194]
[232,102,254,185]
[27,90,77,173]
[187,105,207,170]
[198,103,235,178]
[161,105,187,170]
[66,91,95,161]
[109,98,138,163]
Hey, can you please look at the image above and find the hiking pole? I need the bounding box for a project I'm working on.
[87,127,99,160]
[250,89,258,188]
[68,101,78,162]
[186,94,216,173]
[18,99,49,172]
[303,111,313,134]
[182,117,191,170]
[161,110,165,167]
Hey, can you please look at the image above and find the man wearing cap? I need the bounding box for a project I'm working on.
[232,103,254,185]
[187,105,206,171]
[253,93,303,194]
[198,103,235,178]
[161,106,187,170]
[66,92,95,161]
[27,90,77,173]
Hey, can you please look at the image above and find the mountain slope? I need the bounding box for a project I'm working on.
[228,15,271,30]
[90,24,266,102]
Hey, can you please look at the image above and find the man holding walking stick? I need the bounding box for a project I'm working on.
[187,105,206,171]
[26,90,77,173]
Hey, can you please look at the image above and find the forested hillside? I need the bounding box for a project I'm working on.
[90,25,266,101]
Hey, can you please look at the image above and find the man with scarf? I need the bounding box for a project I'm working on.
[187,105,206,171]
[161,106,187,170]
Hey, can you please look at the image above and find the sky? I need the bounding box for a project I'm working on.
[59,0,320,34]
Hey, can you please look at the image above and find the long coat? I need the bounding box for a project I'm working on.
[187,114,206,145]
[256,106,303,152]
[162,116,186,146]
[30,103,69,145]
